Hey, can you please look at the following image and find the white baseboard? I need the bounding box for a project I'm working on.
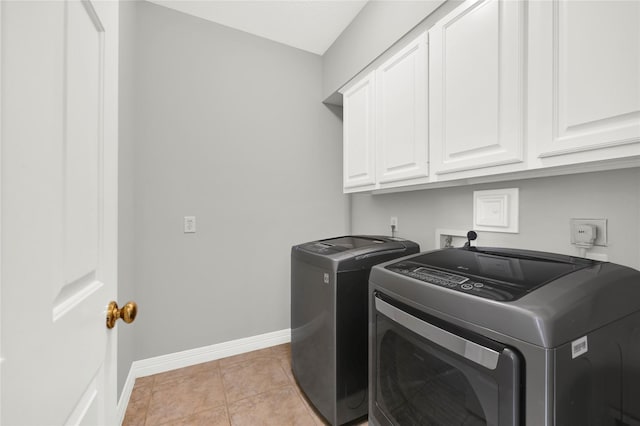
[117,328,291,425]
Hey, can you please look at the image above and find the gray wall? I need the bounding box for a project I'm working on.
[119,0,348,387]
[322,0,460,103]
[351,168,640,270]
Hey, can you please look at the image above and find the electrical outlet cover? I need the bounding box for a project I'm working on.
[570,218,607,246]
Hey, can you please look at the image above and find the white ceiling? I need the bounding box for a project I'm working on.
[146,0,369,55]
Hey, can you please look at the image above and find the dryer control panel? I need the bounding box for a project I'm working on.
[385,247,595,301]
[386,262,512,301]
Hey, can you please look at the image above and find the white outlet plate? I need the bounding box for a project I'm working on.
[570,218,607,246]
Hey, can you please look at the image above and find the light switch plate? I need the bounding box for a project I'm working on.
[473,188,519,233]
[184,216,196,233]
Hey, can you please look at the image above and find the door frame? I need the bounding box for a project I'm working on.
[0,2,4,420]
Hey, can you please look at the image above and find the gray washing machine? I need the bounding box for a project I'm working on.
[291,235,419,425]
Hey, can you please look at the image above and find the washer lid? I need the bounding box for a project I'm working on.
[301,236,404,255]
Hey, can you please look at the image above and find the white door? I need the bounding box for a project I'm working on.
[376,32,428,185]
[1,1,120,425]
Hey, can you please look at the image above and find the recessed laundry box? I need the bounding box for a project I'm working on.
[291,235,419,425]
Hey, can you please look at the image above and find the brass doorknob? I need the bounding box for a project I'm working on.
[106,301,138,329]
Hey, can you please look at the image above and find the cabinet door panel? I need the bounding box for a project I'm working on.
[377,33,428,184]
[534,0,640,158]
[444,0,499,155]
[343,72,376,190]
[430,0,525,175]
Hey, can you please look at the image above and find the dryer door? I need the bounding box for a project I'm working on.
[371,292,523,426]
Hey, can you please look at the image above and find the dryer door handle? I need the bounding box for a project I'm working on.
[375,297,500,370]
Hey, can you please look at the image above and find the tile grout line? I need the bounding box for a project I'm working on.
[293,386,323,425]
[278,348,325,426]
[277,353,317,423]
[218,360,233,425]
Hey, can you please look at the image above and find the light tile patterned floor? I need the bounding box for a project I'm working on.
[122,343,369,426]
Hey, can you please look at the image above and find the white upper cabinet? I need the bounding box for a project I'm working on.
[529,0,640,162]
[429,0,525,175]
[342,71,376,191]
[340,0,639,193]
[376,32,429,184]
